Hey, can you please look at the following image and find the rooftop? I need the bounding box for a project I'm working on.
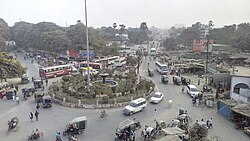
[230,66,250,77]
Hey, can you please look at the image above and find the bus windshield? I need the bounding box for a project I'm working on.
[162,66,168,71]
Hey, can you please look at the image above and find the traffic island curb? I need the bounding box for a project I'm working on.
[50,89,155,109]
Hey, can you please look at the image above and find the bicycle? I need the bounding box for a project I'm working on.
[99,110,108,119]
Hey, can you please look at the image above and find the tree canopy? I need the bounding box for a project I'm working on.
[10,21,105,53]
[210,23,250,51]
[0,18,10,51]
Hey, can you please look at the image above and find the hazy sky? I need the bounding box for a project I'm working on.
[1,0,250,28]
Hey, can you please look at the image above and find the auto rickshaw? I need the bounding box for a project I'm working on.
[42,95,52,108]
[173,76,181,85]
[34,92,44,103]
[148,68,154,77]
[63,116,87,136]
[115,119,140,141]
[22,87,34,100]
[21,74,30,84]
[33,80,44,91]
[161,75,169,84]
[6,89,15,100]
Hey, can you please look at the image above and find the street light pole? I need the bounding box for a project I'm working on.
[205,36,209,84]
[84,0,90,89]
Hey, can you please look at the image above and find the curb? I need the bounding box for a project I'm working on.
[50,89,155,109]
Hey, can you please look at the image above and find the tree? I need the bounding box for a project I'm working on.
[162,37,177,50]
[189,123,208,141]
[41,30,71,52]
[177,27,200,46]
[140,22,150,43]
[113,23,117,29]
[119,24,126,35]
[0,18,10,51]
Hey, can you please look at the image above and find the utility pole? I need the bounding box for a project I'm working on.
[205,20,214,84]
[205,37,209,84]
[84,0,90,89]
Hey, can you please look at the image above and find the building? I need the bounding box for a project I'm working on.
[192,22,211,39]
[230,66,250,104]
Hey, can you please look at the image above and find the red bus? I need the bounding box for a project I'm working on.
[79,62,102,70]
[39,64,72,79]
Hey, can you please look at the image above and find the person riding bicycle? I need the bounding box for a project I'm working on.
[31,129,40,139]
[101,109,107,118]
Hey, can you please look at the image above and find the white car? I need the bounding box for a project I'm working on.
[150,92,164,104]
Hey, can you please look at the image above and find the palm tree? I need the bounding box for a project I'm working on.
[113,23,117,29]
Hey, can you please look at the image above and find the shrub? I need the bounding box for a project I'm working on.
[62,76,70,82]
[101,96,109,104]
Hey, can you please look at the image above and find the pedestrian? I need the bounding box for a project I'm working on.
[154,109,158,120]
[14,89,17,96]
[35,110,39,121]
[123,130,128,141]
[200,119,206,126]
[36,103,40,110]
[198,79,200,85]
[209,118,213,128]
[29,112,33,121]
[130,130,135,141]
[196,96,199,107]
[192,97,196,106]
[141,126,148,141]
[45,79,48,86]
[15,85,19,91]
[181,86,185,93]
[16,95,19,104]
[206,119,210,129]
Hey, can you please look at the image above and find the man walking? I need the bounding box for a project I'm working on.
[209,118,213,128]
[29,112,33,121]
[35,110,39,121]
[154,109,158,120]
[130,130,135,141]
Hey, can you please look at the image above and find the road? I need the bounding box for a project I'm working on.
[0,50,249,141]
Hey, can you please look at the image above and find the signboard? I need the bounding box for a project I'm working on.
[79,50,95,58]
[67,50,95,58]
[192,39,213,52]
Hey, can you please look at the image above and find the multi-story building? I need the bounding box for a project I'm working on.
[192,22,211,39]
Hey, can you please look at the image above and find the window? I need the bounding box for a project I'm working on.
[233,83,249,95]
[233,88,240,94]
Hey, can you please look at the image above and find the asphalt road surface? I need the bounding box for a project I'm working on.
[0,51,249,141]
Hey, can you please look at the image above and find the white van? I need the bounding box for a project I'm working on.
[123,98,147,115]
[187,85,199,98]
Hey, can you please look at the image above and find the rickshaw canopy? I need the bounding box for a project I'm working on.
[69,116,87,125]
[117,119,135,130]
[69,116,87,130]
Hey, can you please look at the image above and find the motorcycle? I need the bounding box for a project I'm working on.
[8,117,19,131]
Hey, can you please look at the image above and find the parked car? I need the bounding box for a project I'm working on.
[186,85,199,98]
[123,98,147,116]
[150,92,164,104]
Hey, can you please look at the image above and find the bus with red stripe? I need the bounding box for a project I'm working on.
[79,62,102,71]
[39,64,72,79]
